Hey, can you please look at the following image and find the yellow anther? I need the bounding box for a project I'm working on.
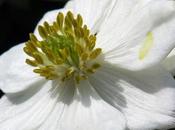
[53,22,59,32]
[77,14,83,27]
[26,59,38,67]
[23,47,33,56]
[90,48,102,59]
[81,53,88,61]
[88,35,96,50]
[25,41,37,52]
[74,28,81,38]
[24,11,102,83]
[43,21,51,34]
[38,25,48,39]
[55,58,64,65]
[89,35,96,44]
[83,25,90,37]
[65,67,75,78]
[32,53,43,64]
[65,15,73,30]
[45,65,55,71]
[29,33,38,42]
[57,12,64,29]
[33,69,43,74]
[75,44,83,55]
[67,11,74,21]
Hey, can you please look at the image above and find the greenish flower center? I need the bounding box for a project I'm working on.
[24,11,102,84]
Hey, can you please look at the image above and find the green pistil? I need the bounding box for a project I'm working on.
[24,11,102,83]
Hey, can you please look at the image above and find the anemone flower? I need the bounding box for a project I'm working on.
[0,0,175,130]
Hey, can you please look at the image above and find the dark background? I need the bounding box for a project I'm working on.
[0,1,175,130]
[0,0,67,54]
[0,0,67,97]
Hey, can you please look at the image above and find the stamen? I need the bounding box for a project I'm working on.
[24,11,102,84]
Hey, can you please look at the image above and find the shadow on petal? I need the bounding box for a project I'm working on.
[5,79,48,104]
[50,79,101,107]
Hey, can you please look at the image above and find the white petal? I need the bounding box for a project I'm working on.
[65,0,116,33]
[89,63,175,130]
[34,0,116,40]
[0,80,126,130]
[97,0,175,70]
[0,80,61,130]
[162,49,175,76]
[0,44,43,93]
[39,80,126,130]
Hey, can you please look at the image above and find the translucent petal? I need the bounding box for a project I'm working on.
[34,0,116,40]
[0,80,61,130]
[97,0,175,70]
[65,0,116,33]
[89,63,175,130]
[0,80,126,130]
[0,44,43,93]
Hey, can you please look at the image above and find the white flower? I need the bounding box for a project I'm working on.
[163,49,175,76]
[0,0,175,130]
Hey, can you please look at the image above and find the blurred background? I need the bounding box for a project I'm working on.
[0,0,68,54]
[0,0,68,98]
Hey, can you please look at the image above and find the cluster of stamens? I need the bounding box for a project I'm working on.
[24,11,102,83]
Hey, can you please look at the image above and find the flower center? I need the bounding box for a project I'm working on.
[24,11,102,84]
